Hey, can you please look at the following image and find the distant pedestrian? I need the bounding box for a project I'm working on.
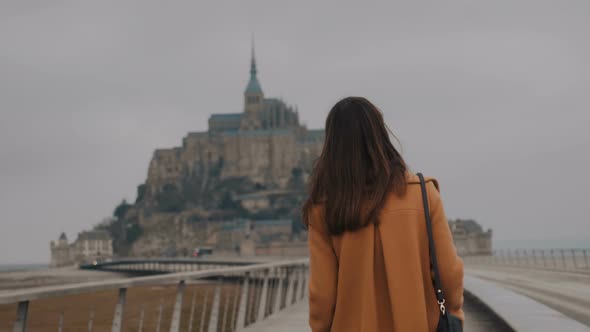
[303,97,464,331]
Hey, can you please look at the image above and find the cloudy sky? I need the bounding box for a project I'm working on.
[1,0,589,264]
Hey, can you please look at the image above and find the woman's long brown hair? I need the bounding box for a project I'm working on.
[302,97,407,235]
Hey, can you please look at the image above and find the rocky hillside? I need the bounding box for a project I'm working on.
[97,166,308,257]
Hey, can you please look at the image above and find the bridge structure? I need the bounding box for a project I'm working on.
[79,256,271,274]
[1,249,589,332]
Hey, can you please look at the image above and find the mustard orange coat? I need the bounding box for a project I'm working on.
[307,174,464,332]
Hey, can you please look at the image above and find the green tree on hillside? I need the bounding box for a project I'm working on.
[156,184,186,212]
[114,199,131,220]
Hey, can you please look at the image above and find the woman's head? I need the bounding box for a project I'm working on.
[302,96,407,235]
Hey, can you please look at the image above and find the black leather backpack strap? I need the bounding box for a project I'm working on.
[417,173,447,315]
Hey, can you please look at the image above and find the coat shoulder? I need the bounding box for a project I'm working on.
[406,172,440,192]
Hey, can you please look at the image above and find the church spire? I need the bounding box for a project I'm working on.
[245,38,263,95]
[250,38,257,78]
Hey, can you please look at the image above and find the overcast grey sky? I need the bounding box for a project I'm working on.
[1,0,589,264]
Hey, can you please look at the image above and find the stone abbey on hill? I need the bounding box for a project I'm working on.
[104,45,323,257]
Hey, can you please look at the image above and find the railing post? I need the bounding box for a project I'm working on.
[88,309,95,332]
[273,267,284,314]
[221,286,230,332]
[235,273,250,331]
[206,283,221,332]
[169,280,186,332]
[12,301,29,332]
[265,277,273,317]
[138,305,145,332]
[230,281,241,331]
[58,311,64,332]
[561,249,567,269]
[257,269,270,322]
[295,267,303,302]
[285,267,297,307]
[300,265,307,300]
[512,249,517,265]
[199,290,209,332]
[111,288,127,332]
[246,277,257,325]
[291,267,301,303]
[230,280,242,332]
[584,249,589,268]
[156,299,164,332]
[187,292,197,332]
[571,249,578,269]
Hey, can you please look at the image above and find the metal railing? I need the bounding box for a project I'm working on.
[463,248,590,272]
[1,258,309,332]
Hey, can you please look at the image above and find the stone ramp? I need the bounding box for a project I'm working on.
[245,296,508,332]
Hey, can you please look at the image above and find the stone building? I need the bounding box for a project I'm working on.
[49,230,114,267]
[449,219,493,256]
[140,45,324,206]
[70,230,114,263]
[49,232,71,267]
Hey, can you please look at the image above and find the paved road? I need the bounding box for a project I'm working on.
[466,265,590,327]
[244,295,511,332]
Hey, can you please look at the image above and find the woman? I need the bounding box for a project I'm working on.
[303,97,464,332]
